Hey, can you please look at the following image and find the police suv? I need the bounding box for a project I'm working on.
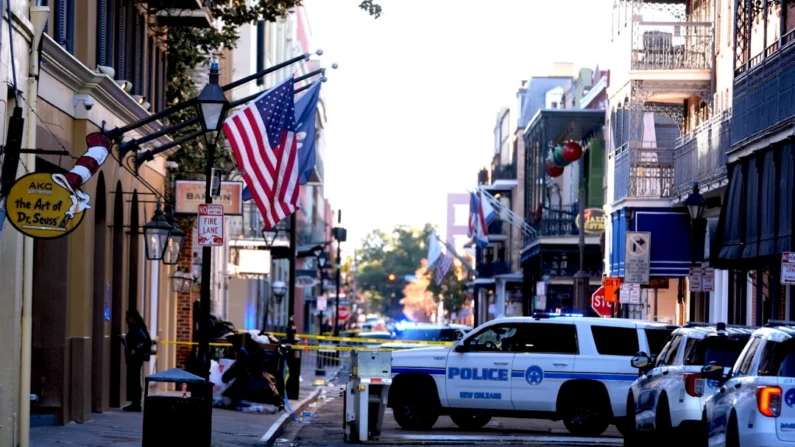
[387,314,676,436]
[701,320,795,447]
[624,323,753,445]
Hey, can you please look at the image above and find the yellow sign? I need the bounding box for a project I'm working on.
[4,172,86,239]
[576,208,606,235]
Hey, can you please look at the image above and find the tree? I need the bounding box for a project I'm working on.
[356,224,434,316]
[425,261,467,314]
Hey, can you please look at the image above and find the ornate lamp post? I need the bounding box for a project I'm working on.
[685,182,707,321]
[142,201,172,261]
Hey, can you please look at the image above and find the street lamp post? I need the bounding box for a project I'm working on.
[193,61,229,383]
[573,155,590,315]
[685,182,707,322]
[332,212,346,336]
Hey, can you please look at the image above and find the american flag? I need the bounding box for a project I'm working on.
[435,254,454,286]
[223,77,299,229]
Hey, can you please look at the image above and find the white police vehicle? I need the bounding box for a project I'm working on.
[387,314,676,436]
[624,322,753,445]
[701,320,795,447]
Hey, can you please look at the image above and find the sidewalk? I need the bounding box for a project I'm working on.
[31,366,339,447]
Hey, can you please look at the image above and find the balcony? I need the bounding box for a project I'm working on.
[477,261,511,279]
[532,205,579,238]
[490,164,515,182]
[732,31,795,147]
[150,0,212,28]
[612,145,675,203]
[631,21,713,73]
[672,109,731,197]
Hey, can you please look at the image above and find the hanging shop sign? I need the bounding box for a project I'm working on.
[576,208,606,235]
[4,172,86,239]
[296,269,320,288]
[175,180,243,215]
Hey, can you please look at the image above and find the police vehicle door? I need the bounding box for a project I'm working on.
[446,322,517,410]
[511,321,577,412]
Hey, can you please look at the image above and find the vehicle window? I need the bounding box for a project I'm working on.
[511,323,578,354]
[645,329,675,356]
[758,339,795,377]
[661,335,682,366]
[591,326,639,356]
[654,336,675,367]
[467,324,518,352]
[400,329,441,341]
[683,337,750,366]
[734,337,761,376]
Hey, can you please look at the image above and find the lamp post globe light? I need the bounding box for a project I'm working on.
[196,61,229,133]
[685,182,707,222]
[272,280,288,302]
[162,211,186,265]
[171,268,193,294]
[143,201,172,261]
[262,228,279,248]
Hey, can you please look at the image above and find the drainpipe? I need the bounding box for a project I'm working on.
[20,4,49,447]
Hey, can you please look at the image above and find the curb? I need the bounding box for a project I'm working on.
[259,387,323,445]
[362,435,623,446]
[259,369,343,446]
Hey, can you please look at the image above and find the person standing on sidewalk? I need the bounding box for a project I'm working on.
[121,309,151,412]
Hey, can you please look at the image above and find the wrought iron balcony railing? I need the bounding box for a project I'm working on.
[612,144,675,202]
[673,109,731,196]
[631,21,713,71]
[490,164,516,182]
[476,261,511,279]
[532,205,579,238]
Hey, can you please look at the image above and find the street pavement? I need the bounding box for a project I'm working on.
[280,386,623,447]
[30,363,337,447]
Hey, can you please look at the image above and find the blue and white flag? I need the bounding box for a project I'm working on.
[243,81,322,201]
[427,231,442,267]
[468,192,489,248]
[480,190,497,224]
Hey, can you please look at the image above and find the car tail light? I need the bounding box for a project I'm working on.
[757,386,782,417]
[684,373,704,397]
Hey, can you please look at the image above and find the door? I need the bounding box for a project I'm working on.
[759,338,795,442]
[445,322,516,410]
[511,322,577,412]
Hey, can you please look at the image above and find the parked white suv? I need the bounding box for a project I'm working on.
[702,320,795,447]
[624,322,754,445]
[387,314,677,436]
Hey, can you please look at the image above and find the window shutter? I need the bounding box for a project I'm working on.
[66,0,75,54]
[55,0,67,50]
[115,0,126,80]
[97,0,108,65]
[133,12,143,95]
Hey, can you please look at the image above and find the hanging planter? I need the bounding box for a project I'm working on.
[546,159,564,177]
[552,145,570,168]
[562,141,583,162]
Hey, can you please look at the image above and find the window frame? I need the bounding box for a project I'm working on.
[590,325,640,356]
[463,323,521,354]
[733,337,762,376]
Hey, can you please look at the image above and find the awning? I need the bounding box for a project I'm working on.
[713,143,794,267]
[610,208,698,277]
[525,109,606,143]
[494,272,523,283]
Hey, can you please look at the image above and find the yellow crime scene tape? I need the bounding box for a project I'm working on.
[157,340,401,352]
[247,331,452,346]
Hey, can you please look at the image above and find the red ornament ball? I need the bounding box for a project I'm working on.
[562,141,583,162]
[546,160,564,177]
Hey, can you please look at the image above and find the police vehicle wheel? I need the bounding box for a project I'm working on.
[450,412,491,430]
[725,413,739,447]
[561,398,610,437]
[655,394,672,442]
[392,383,439,430]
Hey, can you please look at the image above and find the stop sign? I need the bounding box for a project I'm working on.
[337,305,350,322]
[591,286,614,317]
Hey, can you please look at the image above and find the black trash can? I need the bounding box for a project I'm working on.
[142,368,212,447]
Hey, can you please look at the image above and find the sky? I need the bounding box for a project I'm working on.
[303,0,612,248]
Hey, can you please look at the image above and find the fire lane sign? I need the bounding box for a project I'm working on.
[198,204,224,246]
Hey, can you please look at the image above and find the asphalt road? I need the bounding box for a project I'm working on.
[278,385,623,447]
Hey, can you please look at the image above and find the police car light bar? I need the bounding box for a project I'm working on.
[532,312,584,320]
[766,319,795,328]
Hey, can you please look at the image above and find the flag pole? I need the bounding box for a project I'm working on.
[435,234,477,276]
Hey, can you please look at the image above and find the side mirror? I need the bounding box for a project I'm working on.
[631,351,651,369]
[701,362,725,381]
[454,344,470,353]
